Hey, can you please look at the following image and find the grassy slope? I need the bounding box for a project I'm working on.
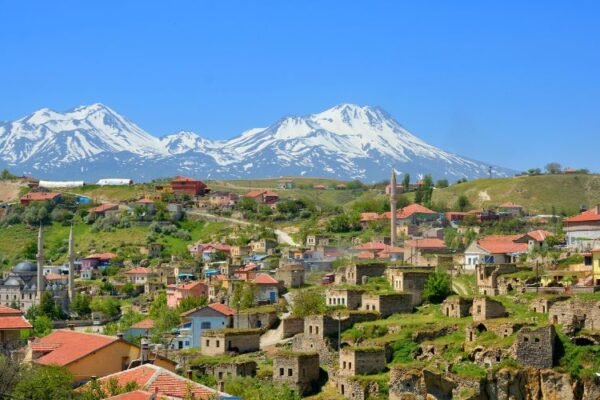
[0,219,228,266]
[431,173,600,215]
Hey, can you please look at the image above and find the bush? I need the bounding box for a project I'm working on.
[423,272,453,304]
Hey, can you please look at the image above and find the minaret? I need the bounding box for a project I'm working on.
[68,224,75,302]
[36,224,45,303]
[390,169,397,246]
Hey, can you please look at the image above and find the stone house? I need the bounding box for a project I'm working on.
[124,267,155,285]
[252,274,280,304]
[386,268,432,306]
[200,329,261,356]
[548,298,600,331]
[514,325,556,368]
[325,288,365,310]
[335,263,387,286]
[231,245,251,259]
[361,293,413,317]
[338,346,386,376]
[472,297,507,321]
[441,296,473,318]
[475,264,519,296]
[306,235,330,248]
[193,360,257,381]
[529,296,568,314]
[249,239,277,254]
[273,352,320,396]
[275,264,305,288]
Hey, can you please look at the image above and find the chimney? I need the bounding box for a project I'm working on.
[217,380,225,392]
[67,324,75,331]
[140,337,149,363]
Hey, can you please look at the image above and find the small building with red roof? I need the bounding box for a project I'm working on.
[81,252,119,273]
[0,305,32,346]
[88,203,119,218]
[124,319,154,339]
[125,267,155,285]
[180,303,235,348]
[20,192,62,205]
[81,363,237,399]
[30,330,176,383]
[464,234,529,270]
[244,190,279,205]
[563,205,600,246]
[252,273,280,304]
[497,202,525,216]
[171,176,209,197]
[403,238,450,266]
[166,280,208,309]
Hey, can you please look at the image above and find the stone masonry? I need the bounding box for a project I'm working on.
[325,288,365,309]
[273,352,320,396]
[548,298,600,332]
[335,263,387,285]
[441,296,473,318]
[386,268,432,306]
[514,325,556,368]
[338,346,386,376]
[361,293,413,317]
[472,297,507,321]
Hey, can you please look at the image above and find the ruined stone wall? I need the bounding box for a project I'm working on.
[442,297,473,318]
[273,353,320,395]
[194,361,257,380]
[472,297,507,321]
[339,347,386,376]
[548,298,600,332]
[234,311,278,329]
[514,326,556,368]
[291,333,336,366]
[281,317,304,338]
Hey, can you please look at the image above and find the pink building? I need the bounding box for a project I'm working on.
[166,281,208,308]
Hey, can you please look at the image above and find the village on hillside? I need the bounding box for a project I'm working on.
[0,168,600,399]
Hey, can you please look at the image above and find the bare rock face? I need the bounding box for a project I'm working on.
[539,369,579,400]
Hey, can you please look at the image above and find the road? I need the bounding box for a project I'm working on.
[187,210,299,246]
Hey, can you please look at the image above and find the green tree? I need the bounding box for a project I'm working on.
[12,365,73,400]
[90,297,121,318]
[435,179,449,188]
[20,240,38,260]
[177,295,207,313]
[32,315,53,337]
[326,212,361,233]
[455,195,471,212]
[291,288,327,318]
[225,376,302,400]
[120,282,136,297]
[149,292,180,340]
[402,173,410,190]
[423,272,453,304]
[69,293,92,317]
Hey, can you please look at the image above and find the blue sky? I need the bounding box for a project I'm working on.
[1,1,599,172]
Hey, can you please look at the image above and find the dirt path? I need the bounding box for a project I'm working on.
[452,280,469,296]
[0,180,24,203]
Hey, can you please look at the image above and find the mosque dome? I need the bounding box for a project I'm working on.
[3,277,22,286]
[13,261,37,273]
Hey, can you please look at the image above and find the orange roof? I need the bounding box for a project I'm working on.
[89,203,118,213]
[125,267,153,275]
[526,230,554,242]
[208,303,235,316]
[0,305,25,316]
[404,238,447,249]
[45,273,64,281]
[0,316,32,330]
[564,208,600,223]
[253,273,279,285]
[353,241,389,251]
[176,281,207,291]
[31,330,118,366]
[130,319,154,329]
[21,192,60,201]
[91,364,220,400]
[476,235,529,254]
[245,190,267,198]
[85,252,117,260]
[237,263,258,273]
[356,251,376,259]
[400,203,437,216]
[359,212,382,222]
[105,390,155,400]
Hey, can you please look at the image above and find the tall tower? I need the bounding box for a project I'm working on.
[36,224,45,303]
[68,224,75,302]
[390,169,397,246]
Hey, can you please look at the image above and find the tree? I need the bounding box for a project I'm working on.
[455,195,471,212]
[545,162,562,174]
[422,272,453,304]
[177,295,207,313]
[149,293,180,340]
[32,315,53,337]
[225,377,302,400]
[326,212,361,233]
[69,293,92,317]
[0,169,16,180]
[78,377,139,400]
[20,240,38,260]
[90,297,121,318]
[435,179,449,188]
[290,288,327,318]
[0,356,25,397]
[402,173,410,190]
[12,365,74,400]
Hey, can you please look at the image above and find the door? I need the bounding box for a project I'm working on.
[269,291,276,303]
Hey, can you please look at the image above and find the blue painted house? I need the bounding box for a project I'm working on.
[180,303,235,348]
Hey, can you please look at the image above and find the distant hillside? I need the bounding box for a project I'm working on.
[432,173,600,215]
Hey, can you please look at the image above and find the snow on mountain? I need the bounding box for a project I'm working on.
[0,103,513,181]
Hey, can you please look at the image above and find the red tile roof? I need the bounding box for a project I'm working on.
[125,267,153,275]
[399,203,437,216]
[356,251,376,260]
[404,238,447,249]
[253,273,279,285]
[21,192,61,201]
[130,319,154,329]
[105,390,155,400]
[0,316,32,330]
[526,230,554,242]
[245,190,267,198]
[476,235,529,254]
[359,212,382,222]
[31,330,118,366]
[208,303,235,316]
[91,364,220,400]
[89,203,118,213]
[0,305,25,316]
[45,273,64,281]
[564,207,600,223]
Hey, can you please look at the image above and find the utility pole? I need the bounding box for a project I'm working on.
[337,311,341,352]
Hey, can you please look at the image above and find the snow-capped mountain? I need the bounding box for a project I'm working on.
[0,103,513,181]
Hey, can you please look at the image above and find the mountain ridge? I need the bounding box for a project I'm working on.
[0,103,514,182]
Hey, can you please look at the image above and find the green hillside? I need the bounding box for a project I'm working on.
[431,173,600,215]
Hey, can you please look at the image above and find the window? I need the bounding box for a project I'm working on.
[280,368,284,376]
[216,340,220,348]
[201,322,211,329]
[288,368,293,376]
[206,339,210,346]
[343,361,346,369]
[349,362,352,369]
[476,305,482,313]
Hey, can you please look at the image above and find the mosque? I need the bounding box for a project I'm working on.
[0,226,74,312]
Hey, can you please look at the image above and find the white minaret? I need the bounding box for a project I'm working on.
[390,169,397,246]
[36,224,45,303]
[68,224,75,302]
